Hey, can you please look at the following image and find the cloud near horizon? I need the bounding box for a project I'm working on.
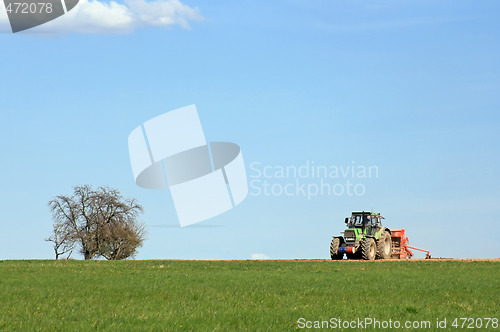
[0,0,203,33]
[251,253,271,260]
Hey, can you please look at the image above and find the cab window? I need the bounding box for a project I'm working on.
[352,215,363,226]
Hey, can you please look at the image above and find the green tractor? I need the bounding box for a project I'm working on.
[330,211,392,260]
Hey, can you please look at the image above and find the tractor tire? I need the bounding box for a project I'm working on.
[361,238,376,260]
[376,232,392,259]
[330,238,343,260]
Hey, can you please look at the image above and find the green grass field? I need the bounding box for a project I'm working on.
[0,260,498,331]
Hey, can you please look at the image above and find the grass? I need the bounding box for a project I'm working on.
[0,260,498,331]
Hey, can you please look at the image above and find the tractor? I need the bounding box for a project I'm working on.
[330,211,392,260]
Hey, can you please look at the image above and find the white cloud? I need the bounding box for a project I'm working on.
[126,0,201,29]
[251,253,271,260]
[0,0,203,34]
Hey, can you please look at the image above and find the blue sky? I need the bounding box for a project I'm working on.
[1,0,499,260]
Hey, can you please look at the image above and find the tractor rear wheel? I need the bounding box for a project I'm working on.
[376,232,392,259]
[330,238,343,260]
[361,238,376,260]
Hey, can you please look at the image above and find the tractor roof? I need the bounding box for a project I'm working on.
[351,211,381,216]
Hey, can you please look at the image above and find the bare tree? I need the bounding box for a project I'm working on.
[48,185,145,260]
[100,222,146,260]
[45,222,75,260]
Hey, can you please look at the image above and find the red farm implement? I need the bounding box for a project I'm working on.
[390,229,431,259]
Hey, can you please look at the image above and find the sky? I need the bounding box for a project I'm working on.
[0,0,499,260]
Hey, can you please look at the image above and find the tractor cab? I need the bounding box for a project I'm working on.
[345,212,383,230]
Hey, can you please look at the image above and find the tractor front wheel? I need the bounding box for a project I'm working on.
[330,238,344,260]
[376,232,392,259]
[361,238,376,260]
